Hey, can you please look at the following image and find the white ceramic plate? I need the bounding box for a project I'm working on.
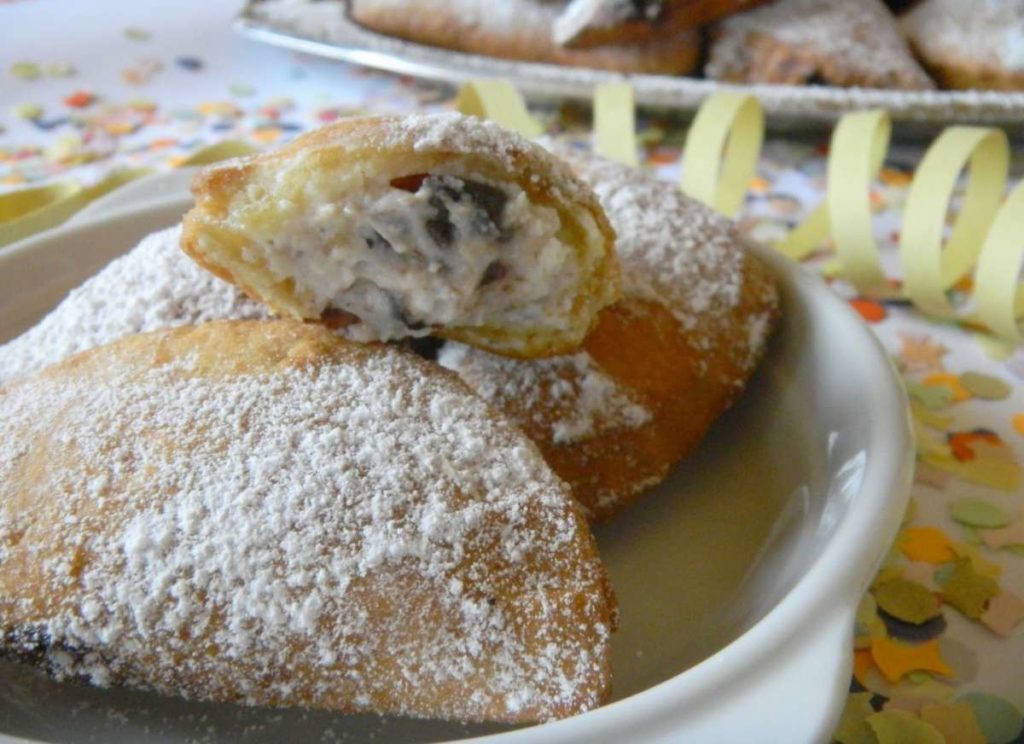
[236,0,1024,135]
[0,172,913,743]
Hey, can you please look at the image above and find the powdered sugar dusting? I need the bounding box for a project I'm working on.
[706,0,934,89]
[381,112,591,203]
[567,153,745,342]
[438,343,651,445]
[0,323,611,722]
[0,226,265,385]
[901,0,1024,73]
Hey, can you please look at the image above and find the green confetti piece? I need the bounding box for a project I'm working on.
[875,578,942,625]
[9,61,40,80]
[906,671,932,684]
[906,381,953,411]
[941,560,1000,620]
[866,710,945,744]
[950,497,1012,529]
[835,693,877,744]
[124,25,151,41]
[957,693,1023,744]
[44,62,75,77]
[959,372,1012,401]
[229,83,256,97]
[12,102,43,120]
[961,525,982,545]
[933,563,957,586]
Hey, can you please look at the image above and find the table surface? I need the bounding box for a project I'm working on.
[2,1,1023,742]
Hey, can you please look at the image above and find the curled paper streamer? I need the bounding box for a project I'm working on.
[776,109,896,300]
[827,110,898,299]
[680,91,764,218]
[454,79,543,139]
[974,181,1024,343]
[900,127,1009,319]
[0,168,150,248]
[0,141,258,249]
[593,83,638,167]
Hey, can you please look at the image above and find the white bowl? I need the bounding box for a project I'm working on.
[0,173,913,743]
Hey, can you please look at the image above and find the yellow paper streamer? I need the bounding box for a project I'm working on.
[680,92,764,217]
[593,83,638,167]
[973,181,1024,343]
[901,127,1009,318]
[0,140,259,249]
[828,110,898,298]
[0,168,151,248]
[179,139,258,166]
[454,79,542,139]
[0,182,80,224]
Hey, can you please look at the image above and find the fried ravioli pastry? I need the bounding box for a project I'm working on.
[0,320,615,723]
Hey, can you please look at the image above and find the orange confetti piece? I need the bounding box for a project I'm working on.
[62,90,96,108]
[900,335,947,374]
[870,636,953,683]
[850,298,887,323]
[925,374,970,405]
[900,527,957,564]
[980,592,1024,637]
[949,431,990,461]
[853,648,876,687]
[920,702,986,744]
[1012,413,1024,436]
[923,373,971,402]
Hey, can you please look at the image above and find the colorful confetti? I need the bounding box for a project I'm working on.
[175,56,204,71]
[870,637,953,684]
[918,702,986,744]
[950,497,1012,528]
[980,592,1024,637]
[957,693,1024,744]
[960,371,1012,400]
[900,527,957,564]
[940,560,1000,620]
[874,578,941,625]
[865,709,945,743]
[9,61,41,81]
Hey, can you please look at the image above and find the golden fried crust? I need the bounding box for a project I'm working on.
[458,254,779,521]
[705,0,935,90]
[0,320,615,723]
[439,152,780,520]
[181,114,620,360]
[349,0,700,75]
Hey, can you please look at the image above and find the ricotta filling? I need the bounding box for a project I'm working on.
[252,172,581,342]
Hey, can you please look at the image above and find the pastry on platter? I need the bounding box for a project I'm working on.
[182,112,620,359]
[0,226,265,387]
[0,320,615,723]
[440,153,780,520]
[348,0,701,75]
[900,0,1024,91]
[705,0,935,90]
[553,0,771,48]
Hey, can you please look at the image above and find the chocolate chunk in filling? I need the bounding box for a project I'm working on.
[389,173,510,247]
[479,260,509,287]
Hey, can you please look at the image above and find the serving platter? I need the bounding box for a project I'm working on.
[0,172,913,742]
[237,0,1024,134]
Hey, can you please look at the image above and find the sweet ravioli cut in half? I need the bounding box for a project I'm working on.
[181,113,620,359]
[440,152,780,520]
[0,320,615,723]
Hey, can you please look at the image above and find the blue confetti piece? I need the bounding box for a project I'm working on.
[176,56,204,71]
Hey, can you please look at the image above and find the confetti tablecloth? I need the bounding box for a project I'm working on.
[2,1,1023,742]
